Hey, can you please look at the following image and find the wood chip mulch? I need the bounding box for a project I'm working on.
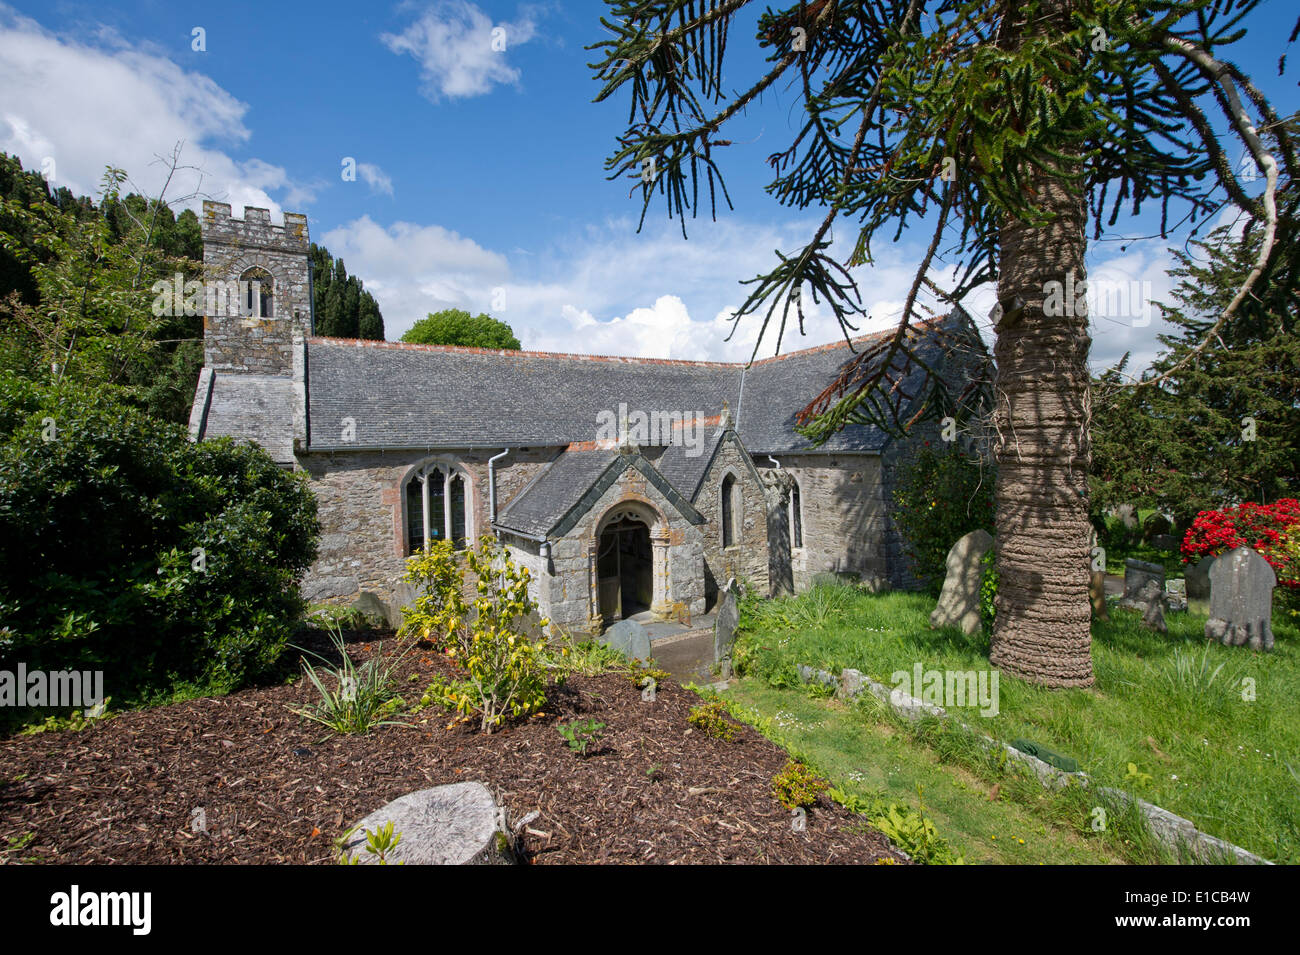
[0,633,906,865]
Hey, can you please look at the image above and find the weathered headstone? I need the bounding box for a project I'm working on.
[1164,578,1187,613]
[1150,533,1182,553]
[1185,556,1215,614]
[340,783,514,865]
[1111,503,1139,531]
[385,581,418,630]
[1204,546,1276,651]
[929,529,994,635]
[1118,559,1165,611]
[1138,581,1168,634]
[1089,571,1109,620]
[602,619,652,663]
[351,591,389,628]
[713,578,741,677]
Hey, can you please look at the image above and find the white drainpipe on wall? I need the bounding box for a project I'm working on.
[488,448,510,533]
[767,455,781,470]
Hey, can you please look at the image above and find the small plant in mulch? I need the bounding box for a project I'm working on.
[687,700,738,741]
[624,665,670,687]
[288,625,408,735]
[337,821,405,865]
[772,759,829,810]
[557,718,606,756]
[399,537,550,733]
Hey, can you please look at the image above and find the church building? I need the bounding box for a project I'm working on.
[188,203,990,633]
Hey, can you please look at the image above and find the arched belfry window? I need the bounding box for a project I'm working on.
[406,461,472,553]
[721,473,740,548]
[240,266,274,318]
[790,478,804,549]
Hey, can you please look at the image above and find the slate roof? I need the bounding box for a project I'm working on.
[190,371,296,465]
[495,446,707,538]
[303,309,974,456]
[495,448,617,538]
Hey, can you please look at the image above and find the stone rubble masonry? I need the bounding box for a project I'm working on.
[695,434,771,603]
[201,202,313,376]
[299,447,554,606]
[758,453,888,592]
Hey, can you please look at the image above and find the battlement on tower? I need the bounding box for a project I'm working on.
[202,201,310,251]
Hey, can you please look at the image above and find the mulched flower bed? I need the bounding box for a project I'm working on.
[0,632,905,864]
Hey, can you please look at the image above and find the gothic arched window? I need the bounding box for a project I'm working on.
[406,461,472,553]
[240,266,274,318]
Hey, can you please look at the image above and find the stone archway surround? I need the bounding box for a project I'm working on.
[588,499,673,629]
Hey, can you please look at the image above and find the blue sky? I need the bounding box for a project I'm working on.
[0,0,1294,367]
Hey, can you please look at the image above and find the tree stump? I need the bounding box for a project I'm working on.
[340,782,515,865]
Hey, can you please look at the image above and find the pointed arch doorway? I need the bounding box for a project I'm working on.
[596,512,655,622]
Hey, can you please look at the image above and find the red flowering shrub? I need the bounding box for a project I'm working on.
[1181,499,1300,589]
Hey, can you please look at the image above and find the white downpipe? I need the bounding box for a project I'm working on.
[488,448,510,533]
[767,455,781,470]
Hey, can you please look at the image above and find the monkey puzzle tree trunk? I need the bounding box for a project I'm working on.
[988,1,1095,688]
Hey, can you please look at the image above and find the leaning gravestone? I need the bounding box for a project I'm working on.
[340,783,514,865]
[1118,559,1165,612]
[714,578,741,677]
[602,619,652,663]
[929,529,994,635]
[1204,546,1276,651]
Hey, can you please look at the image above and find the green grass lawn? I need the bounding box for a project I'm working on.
[730,584,1300,863]
[715,679,1141,864]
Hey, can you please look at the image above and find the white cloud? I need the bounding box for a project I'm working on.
[381,1,539,103]
[0,8,310,215]
[358,162,394,196]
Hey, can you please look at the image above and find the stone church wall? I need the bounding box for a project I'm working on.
[298,446,555,611]
[696,434,771,603]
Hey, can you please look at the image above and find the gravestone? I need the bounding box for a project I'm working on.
[1089,571,1109,620]
[1204,546,1276,651]
[1164,578,1187,613]
[340,783,514,865]
[929,529,994,635]
[1118,559,1165,611]
[1136,580,1167,634]
[1185,556,1215,615]
[713,578,741,677]
[1150,533,1182,553]
[351,591,389,628]
[602,619,652,663]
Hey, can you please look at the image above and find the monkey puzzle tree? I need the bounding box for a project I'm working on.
[590,0,1295,687]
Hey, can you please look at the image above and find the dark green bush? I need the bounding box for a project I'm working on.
[891,446,995,594]
[0,376,318,701]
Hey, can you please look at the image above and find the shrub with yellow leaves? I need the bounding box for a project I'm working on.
[400,536,549,733]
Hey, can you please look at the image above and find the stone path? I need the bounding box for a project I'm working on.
[605,611,719,684]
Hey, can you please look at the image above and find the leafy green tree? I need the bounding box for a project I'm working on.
[591,0,1295,687]
[0,375,320,702]
[0,156,205,423]
[309,243,385,340]
[1092,203,1300,529]
[401,309,522,349]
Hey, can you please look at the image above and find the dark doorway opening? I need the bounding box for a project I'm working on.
[597,516,653,621]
